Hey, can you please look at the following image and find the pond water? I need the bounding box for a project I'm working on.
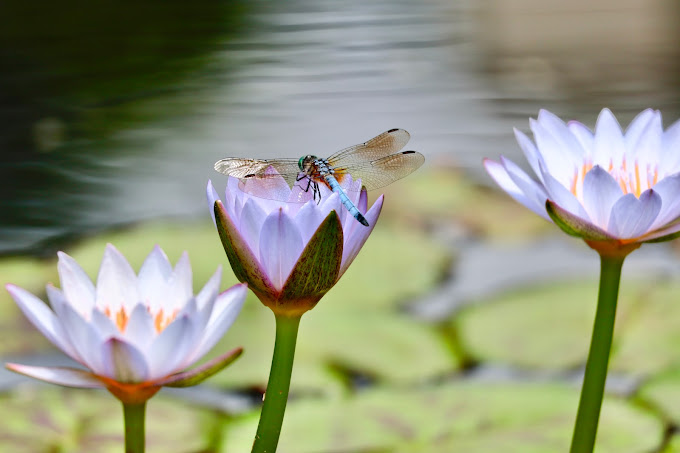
[2,0,679,256]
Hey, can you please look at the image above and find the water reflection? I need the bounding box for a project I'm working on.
[1,0,679,255]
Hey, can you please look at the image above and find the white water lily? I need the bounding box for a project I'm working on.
[484,108,680,251]
[6,245,246,402]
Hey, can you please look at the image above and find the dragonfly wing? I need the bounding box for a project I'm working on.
[335,150,425,191]
[327,128,410,164]
[214,158,302,186]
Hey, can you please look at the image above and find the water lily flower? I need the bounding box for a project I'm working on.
[484,108,680,256]
[6,244,247,404]
[484,108,680,453]
[208,173,383,453]
[207,174,383,316]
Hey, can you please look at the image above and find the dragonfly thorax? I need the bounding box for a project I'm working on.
[299,155,334,177]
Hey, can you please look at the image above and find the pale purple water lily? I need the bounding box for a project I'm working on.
[207,173,383,315]
[484,108,680,253]
[6,245,246,403]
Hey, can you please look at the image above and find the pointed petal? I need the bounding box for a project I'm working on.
[122,303,156,347]
[608,190,662,239]
[239,198,268,258]
[55,301,106,373]
[567,121,595,155]
[593,109,625,168]
[650,173,680,228]
[6,363,104,388]
[168,252,193,309]
[483,158,550,220]
[5,284,77,358]
[100,338,150,382]
[96,244,139,312]
[188,284,247,363]
[207,180,220,225]
[195,266,221,310]
[581,166,623,229]
[530,118,579,185]
[500,156,549,212]
[341,195,383,277]
[539,162,589,220]
[147,316,195,378]
[138,245,173,311]
[57,252,95,311]
[513,128,544,184]
[294,200,327,244]
[259,209,304,290]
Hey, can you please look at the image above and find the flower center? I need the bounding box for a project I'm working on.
[103,306,178,334]
[571,158,659,201]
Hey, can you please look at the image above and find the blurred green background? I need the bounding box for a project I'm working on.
[2,0,680,451]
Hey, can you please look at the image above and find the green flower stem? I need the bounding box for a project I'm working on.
[122,401,146,453]
[570,254,625,453]
[252,314,301,453]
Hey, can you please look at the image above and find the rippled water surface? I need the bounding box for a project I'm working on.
[2,0,679,255]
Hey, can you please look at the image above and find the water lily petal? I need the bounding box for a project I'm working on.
[593,108,626,168]
[57,252,95,311]
[96,244,139,313]
[538,162,589,220]
[581,166,623,229]
[138,245,173,312]
[6,363,104,388]
[188,284,247,363]
[608,190,662,239]
[101,338,150,382]
[168,252,193,310]
[567,121,595,156]
[500,156,549,211]
[624,109,655,152]
[5,284,76,358]
[196,266,221,310]
[122,303,156,347]
[340,195,383,277]
[259,209,304,290]
[147,316,196,378]
[513,128,545,184]
[662,117,680,170]
[530,118,577,186]
[239,197,268,258]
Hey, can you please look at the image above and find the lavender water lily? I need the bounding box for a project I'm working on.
[484,108,680,452]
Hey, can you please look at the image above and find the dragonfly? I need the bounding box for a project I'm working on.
[214,128,425,227]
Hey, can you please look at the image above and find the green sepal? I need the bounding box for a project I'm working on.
[279,210,343,309]
[546,200,615,241]
[214,201,273,294]
[161,347,243,388]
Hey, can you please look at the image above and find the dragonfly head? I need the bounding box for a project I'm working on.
[298,155,318,172]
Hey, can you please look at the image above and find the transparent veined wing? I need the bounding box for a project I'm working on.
[333,150,425,191]
[214,157,302,187]
[327,128,411,164]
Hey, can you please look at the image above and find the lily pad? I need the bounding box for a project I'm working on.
[222,381,662,452]
[0,385,211,452]
[609,282,680,376]
[637,367,680,426]
[456,279,647,370]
